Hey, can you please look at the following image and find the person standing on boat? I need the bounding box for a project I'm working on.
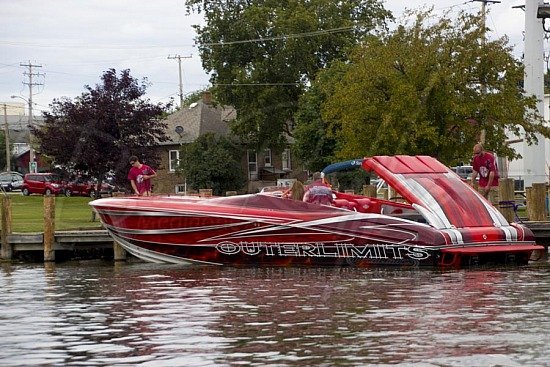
[128,155,157,196]
[471,143,499,203]
[303,172,333,205]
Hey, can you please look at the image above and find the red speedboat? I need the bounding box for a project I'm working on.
[90,155,543,268]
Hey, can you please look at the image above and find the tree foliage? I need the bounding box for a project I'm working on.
[181,89,210,109]
[292,65,347,172]
[298,10,549,166]
[178,133,246,195]
[33,69,170,187]
[185,0,391,150]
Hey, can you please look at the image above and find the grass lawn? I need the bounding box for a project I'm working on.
[3,193,103,233]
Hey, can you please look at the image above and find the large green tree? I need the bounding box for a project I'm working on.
[296,10,550,166]
[33,69,170,188]
[178,133,246,195]
[185,0,391,151]
[292,65,346,172]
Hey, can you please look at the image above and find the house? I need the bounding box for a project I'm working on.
[1,102,46,173]
[154,92,234,193]
[154,92,305,194]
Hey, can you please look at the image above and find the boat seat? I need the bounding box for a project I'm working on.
[353,198,372,210]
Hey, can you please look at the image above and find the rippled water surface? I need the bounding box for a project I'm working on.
[0,259,549,367]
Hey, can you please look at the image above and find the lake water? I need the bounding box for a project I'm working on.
[0,258,549,367]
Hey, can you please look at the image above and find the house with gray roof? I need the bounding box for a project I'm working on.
[153,91,302,194]
[154,91,236,193]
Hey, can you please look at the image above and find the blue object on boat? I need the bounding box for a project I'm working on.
[321,159,364,176]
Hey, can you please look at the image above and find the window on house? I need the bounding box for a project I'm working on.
[248,150,258,180]
[282,148,291,171]
[175,184,186,194]
[13,143,26,155]
[264,149,272,167]
[169,150,180,172]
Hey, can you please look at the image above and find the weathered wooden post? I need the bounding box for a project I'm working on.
[498,178,515,222]
[363,184,377,198]
[526,187,532,219]
[1,195,13,260]
[526,183,547,221]
[113,241,127,261]
[43,196,55,262]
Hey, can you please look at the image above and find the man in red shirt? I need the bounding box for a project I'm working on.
[471,143,499,203]
[127,155,157,196]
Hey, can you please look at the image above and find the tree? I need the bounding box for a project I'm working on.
[185,0,391,150]
[292,65,346,172]
[178,133,246,195]
[299,10,550,165]
[33,69,170,188]
[182,89,209,107]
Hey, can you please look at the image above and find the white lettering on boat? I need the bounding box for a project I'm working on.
[215,242,430,260]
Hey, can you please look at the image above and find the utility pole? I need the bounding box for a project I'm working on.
[521,0,546,186]
[2,104,10,171]
[167,55,191,108]
[474,0,501,32]
[20,61,43,173]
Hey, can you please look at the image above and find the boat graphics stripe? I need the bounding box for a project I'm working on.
[397,174,453,229]
[108,231,536,263]
[110,232,222,265]
[106,219,420,247]
[95,208,291,224]
[101,220,254,235]
[210,212,423,242]
[103,211,424,246]
[394,174,519,244]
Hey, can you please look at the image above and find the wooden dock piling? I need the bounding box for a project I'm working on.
[43,196,55,261]
[363,184,377,198]
[527,183,547,221]
[498,178,515,222]
[113,242,127,261]
[1,196,12,260]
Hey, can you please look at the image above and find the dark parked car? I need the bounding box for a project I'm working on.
[22,173,65,196]
[0,171,24,192]
[65,176,115,198]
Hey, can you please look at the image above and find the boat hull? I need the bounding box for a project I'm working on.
[109,231,539,268]
[92,195,542,268]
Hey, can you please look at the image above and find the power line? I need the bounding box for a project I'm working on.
[203,25,357,46]
[214,83,300,86]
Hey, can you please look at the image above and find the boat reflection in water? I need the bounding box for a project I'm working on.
[2,263,547,366]
[90,155,543,268]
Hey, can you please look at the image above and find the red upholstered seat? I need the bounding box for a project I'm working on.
[353,198,372,212]
[333,199,358,211]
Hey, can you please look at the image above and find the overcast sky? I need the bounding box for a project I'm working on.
[0,0,531,116]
